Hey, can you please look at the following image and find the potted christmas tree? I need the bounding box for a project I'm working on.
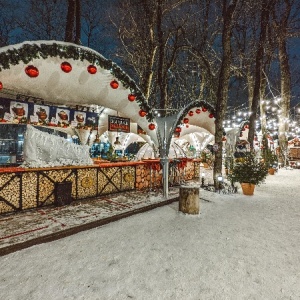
[228,152,268,195]
[263,149,278,175]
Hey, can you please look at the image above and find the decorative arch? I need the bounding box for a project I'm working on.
[0,40,158,142]
[158,100,215,157]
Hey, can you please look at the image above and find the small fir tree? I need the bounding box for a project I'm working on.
[228,152,268,185]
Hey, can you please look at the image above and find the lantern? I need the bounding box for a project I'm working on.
[188,111,194,117]
[128,94,136,102]
[209,113,214,118]
[87,65,97,74]
[61,62,72,73]
[183,117,189,124]
[139,109,147,117]
[25,65,39,78]
[148,123,155,130]
[0,82,2,90]
[202,107,207,112]
[110,80,119,89]
[196,108,201,114]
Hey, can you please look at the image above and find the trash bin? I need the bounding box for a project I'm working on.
[55,181,72,206]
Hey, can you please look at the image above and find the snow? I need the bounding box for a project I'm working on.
[1,168,300,300]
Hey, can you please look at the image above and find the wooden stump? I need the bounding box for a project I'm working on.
[179,186,199,215]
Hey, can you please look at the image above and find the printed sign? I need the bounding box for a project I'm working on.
[108,115,130,133]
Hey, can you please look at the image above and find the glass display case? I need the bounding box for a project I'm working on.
[0,139,17,165]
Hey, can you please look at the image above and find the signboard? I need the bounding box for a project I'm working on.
[0,97,99,129]
[108,115,130,133]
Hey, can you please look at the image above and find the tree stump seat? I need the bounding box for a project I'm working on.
[179,185,200,215]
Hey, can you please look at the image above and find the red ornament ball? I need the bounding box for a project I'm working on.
[183,117,189,124]
[186,124,189,128]
[148,123,156,130]
[244,124,249,129]
[25,65,39,78]
[61,62,72,73]
[128,94,136,102]
[188,111,194,117]
[175,127,181,133]
[196,108,201,114]
[209,113,214,118]
[110,80,119,89]
[87,65,97,74]
[0,82,2,90]
[139,109,147,117]
[202,107,207,112]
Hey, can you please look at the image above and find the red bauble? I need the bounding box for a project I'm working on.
[209,113,214,118]
[0,82,2,90]
[183,117,189,124]
[202,107,207,112]
[175,127,181,133]
[244,124,249,129]
[87,65,97,74]
[139,109,147,117]
[196,108,201,114]
[188,111,194,117]
[61,62,72,73]
[186,124,189,128]
[25,65,39,78]
[128,94,136,102]
[110,80,119,89]
[148,123,155,130]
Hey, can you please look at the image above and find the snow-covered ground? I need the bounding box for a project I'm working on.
[1,168,300,300]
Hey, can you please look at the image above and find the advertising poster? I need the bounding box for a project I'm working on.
[74,111,86,125]
[10,101,29,123]
[56,108,70,125]
[0,97,99,129]
[33,104,50,123]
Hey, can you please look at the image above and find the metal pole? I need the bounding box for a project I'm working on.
[162,120,169,198]
[161,157,169,198]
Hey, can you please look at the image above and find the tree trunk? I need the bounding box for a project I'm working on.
[179,186,199,214]
[65,0,76,42]
[74,0,81,44]
[248,0,274,149]
[277,21,291,166]
[213,0,238,186]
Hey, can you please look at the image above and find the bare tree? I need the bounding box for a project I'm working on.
[111,0,192,109]
[17,0,66,41]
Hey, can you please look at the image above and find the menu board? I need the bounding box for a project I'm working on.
[108,115,130,133]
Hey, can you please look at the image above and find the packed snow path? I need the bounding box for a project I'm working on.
[1,168,300,299]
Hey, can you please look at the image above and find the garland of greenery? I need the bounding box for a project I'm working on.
[0,42,154,121]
